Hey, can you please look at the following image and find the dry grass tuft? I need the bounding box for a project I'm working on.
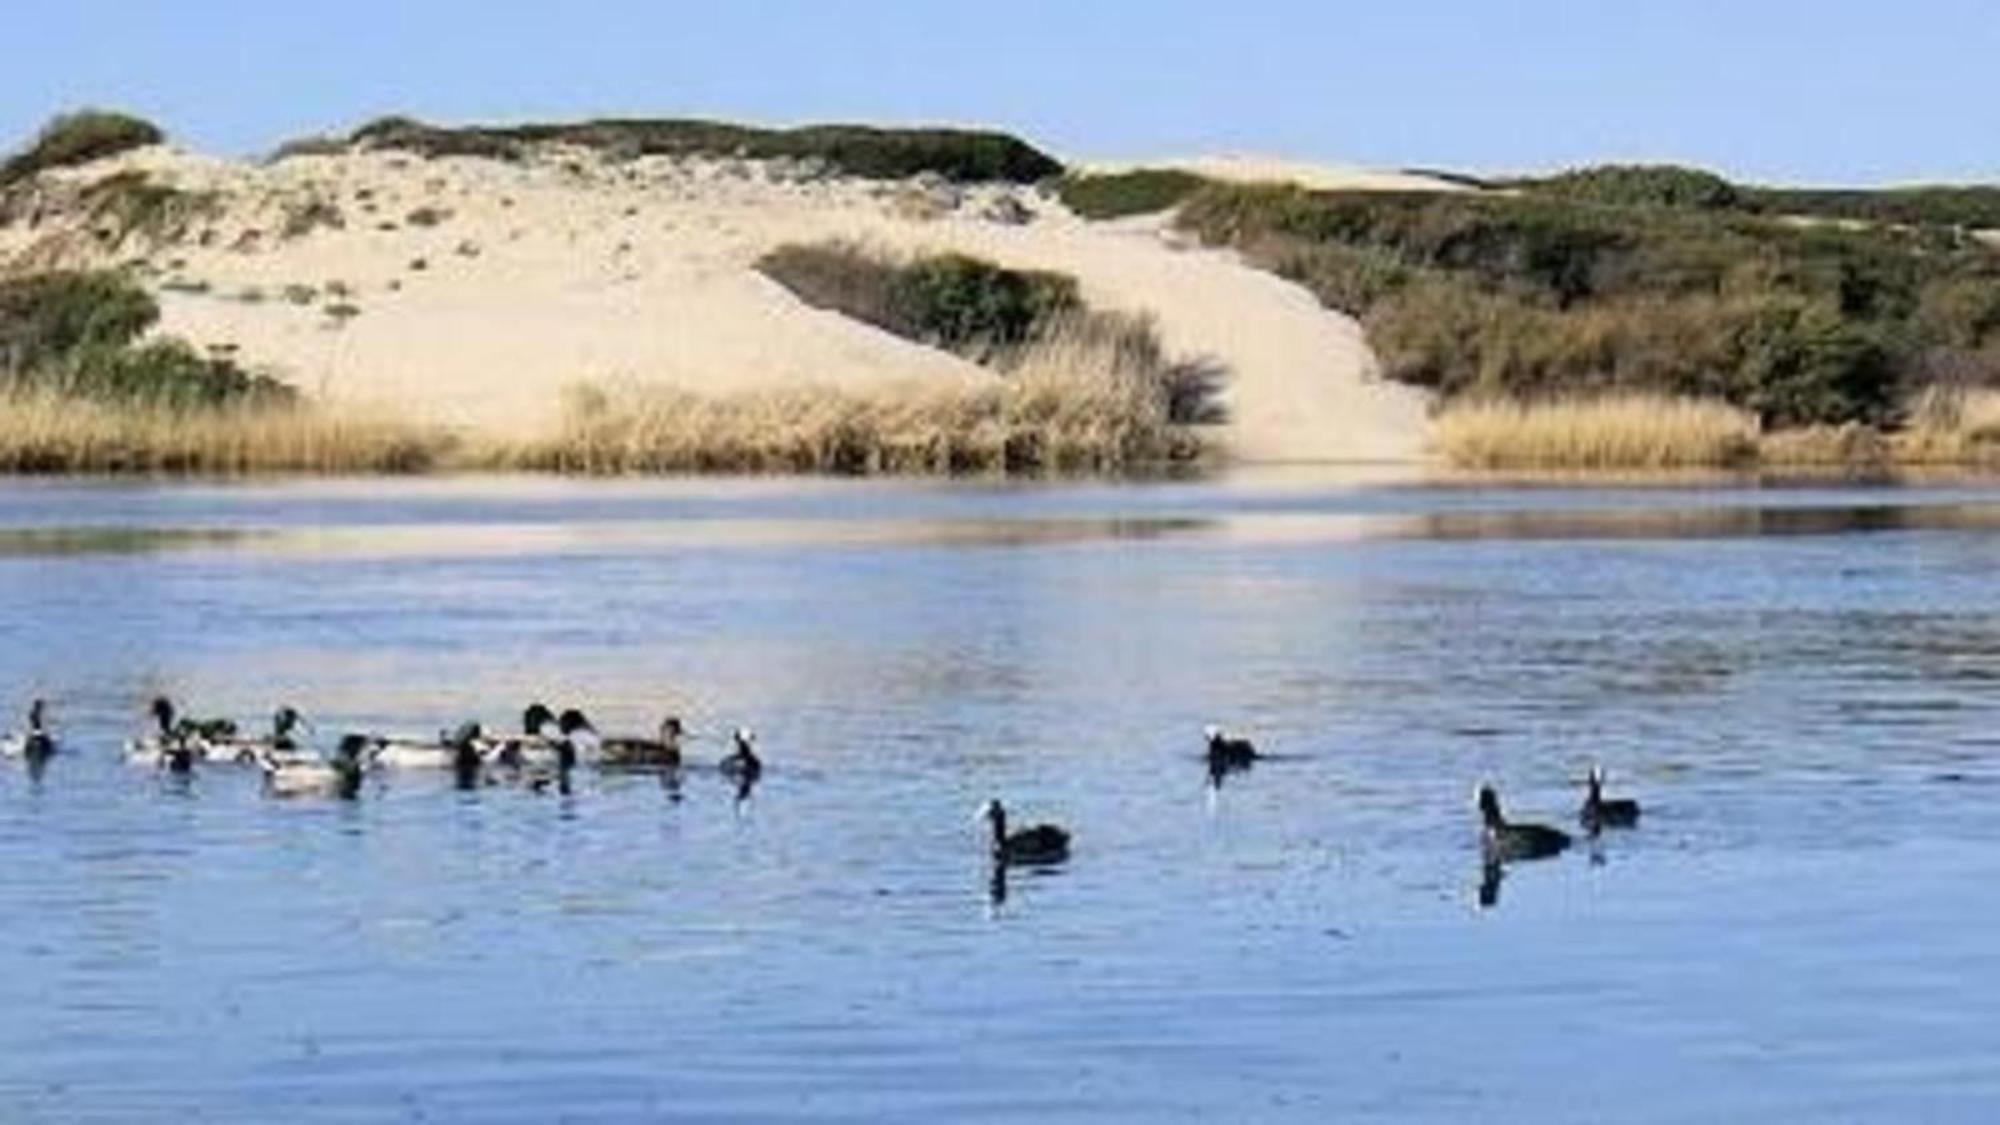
[0,390,448,474]
[1436,394,1760,470]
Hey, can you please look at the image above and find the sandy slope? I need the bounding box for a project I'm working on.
[0,145,1430,461]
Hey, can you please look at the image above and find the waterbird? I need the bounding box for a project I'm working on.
[1477,785,1571,862]
[494,702,565,768]
[979,799,1071,865]
[126,697,202,772]
[372,720,494,771]
[206,705,312,767]
[597,715,684,769]
[1205,725,1257,771]
[719,727,762,784]
[260,734,366,799]
[1579,766,1642,833]
[1,699,57,763]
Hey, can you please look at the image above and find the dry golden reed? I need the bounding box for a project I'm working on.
[516,326,1208,475]
[1435,394,1760,470]
[1892,386,2000,464]
[0,390,447,474]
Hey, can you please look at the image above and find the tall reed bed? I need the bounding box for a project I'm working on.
[519,323,1208,475]
[1435,395,1760,470]
[0,390,447,473]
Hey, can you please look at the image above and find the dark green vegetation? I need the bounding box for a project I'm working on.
[758,243,1080,357]
[1055,170,1210,219]
[1,111,164,187]
[757,242,1225,426]
[342,116,1062,183]
[0,271,292,408]
[1513,163,2000,229]
[1179,171,2000,427]
[80,171,220,247]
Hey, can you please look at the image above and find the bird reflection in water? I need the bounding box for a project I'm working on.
[1477,860,1504,909]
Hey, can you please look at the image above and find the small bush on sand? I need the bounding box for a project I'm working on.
[757,241,1225,428]
[758,242,1079,356]
[2,110,164,185]
[1056,170,1210,219]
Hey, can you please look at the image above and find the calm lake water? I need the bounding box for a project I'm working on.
[3,472,2000,1122]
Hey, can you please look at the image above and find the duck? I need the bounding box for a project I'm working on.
[0,699,57,763]
[260,734,366,799]
[492,702,562,767]
[1477,784,1571,862]
[979,799,1071,865]
[1205,725,1258,770]
[597,715,683,769]
[371,720,494,771]
[450,723,491,789]
[1579,766,1642,833]
[205,705,311,767]
[522,734,578,795]
[718,727,761,783]
[125,697,203,772]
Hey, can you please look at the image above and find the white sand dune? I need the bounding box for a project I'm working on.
[0,144,1430,462]
[1076,154,1467,194]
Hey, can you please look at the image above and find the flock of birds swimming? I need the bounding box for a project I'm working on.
[1,700,1643,875]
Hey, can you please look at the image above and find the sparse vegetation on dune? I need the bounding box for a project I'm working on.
[1,110,164,186]
[336,116,1063,183]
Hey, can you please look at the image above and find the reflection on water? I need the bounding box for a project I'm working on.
[3,473,2000,1121]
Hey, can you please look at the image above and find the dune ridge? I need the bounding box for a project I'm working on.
[0,139,1431,464]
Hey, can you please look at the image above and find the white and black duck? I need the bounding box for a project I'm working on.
[1,699,58,764]
[260,734,366,799]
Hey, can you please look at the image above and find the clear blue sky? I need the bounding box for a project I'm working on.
[5,0,1995,185]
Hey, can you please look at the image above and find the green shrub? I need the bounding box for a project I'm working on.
[51,339,295,410]
[755,241,1224,427]
[1526,164,1742,210]
[1178,181,2000,425]
[1056,170,1210,219]
[0,271,157,371]
[2,110,164,185]
[349,116,1063,182]
[0,270,291,409]
[757,242,1077,355]
[891,255,1079,352]
[1724,300,1894,426]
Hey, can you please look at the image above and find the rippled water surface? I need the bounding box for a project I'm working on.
[4,472,2000,1122]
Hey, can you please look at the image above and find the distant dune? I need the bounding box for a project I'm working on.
[0,135,1431,463]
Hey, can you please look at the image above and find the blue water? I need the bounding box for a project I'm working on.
[2,473,1999,1122]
